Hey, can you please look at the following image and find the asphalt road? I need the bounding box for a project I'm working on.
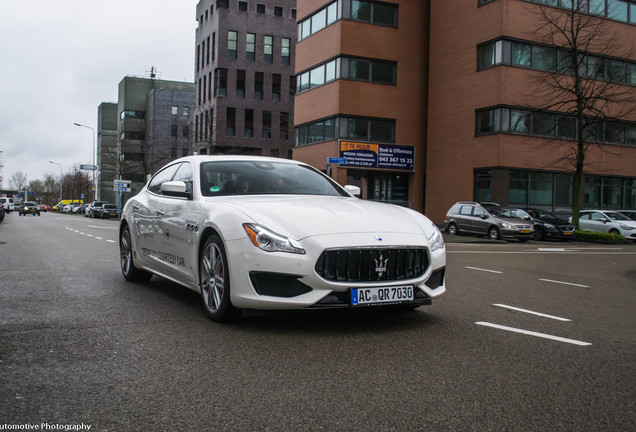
[1,212,635,431]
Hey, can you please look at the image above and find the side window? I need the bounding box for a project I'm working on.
[450,204,461,215]
[473,207,485,218]
[580,213,590,220]
[459,205,473,216]
[172,162,194,194]
[147,163,181,195]
[591,212,605,221]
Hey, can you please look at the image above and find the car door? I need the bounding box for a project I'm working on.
[457,205,475,233]
[153,162,198,283]
[138,163,183,273]
[580,212,609,233]
[471,206,489,235]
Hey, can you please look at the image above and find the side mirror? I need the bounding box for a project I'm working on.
[481,214,488,219]
[344,185,361,197]
[161,181,192,199]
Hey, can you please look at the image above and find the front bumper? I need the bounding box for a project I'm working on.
[225,232,446,310]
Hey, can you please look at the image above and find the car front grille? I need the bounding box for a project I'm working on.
[558,225,575,232]
[315,248,429,282]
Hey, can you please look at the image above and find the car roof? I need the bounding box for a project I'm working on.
[172,155,304,166]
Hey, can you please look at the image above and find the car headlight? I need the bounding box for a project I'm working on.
[501,222,512,229]
[543,223,556,230]
[428,222,445,252]
[619,224,634,231]
[243,223,306,254]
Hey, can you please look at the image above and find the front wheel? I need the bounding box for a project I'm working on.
[120,225,152,282]
[199,235,239,322]
[609,228,620,235]
[533,227,544,241]
[488,226,501,240]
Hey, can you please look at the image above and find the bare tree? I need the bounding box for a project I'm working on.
[9,171,28,191]
[530,2,635,228]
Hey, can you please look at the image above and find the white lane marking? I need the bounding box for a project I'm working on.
[65,227,116,244]
[476,322,591,346]
[106,240,116,243]
[465,266,503,274]
[492,304,571,322]
[95,237,103,240]
[86,234,93,237]
[88,225,118,229]
[539,278,589,288]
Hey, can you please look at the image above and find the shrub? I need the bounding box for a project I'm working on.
[574,230,628,243]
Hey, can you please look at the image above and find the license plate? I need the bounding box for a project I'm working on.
[564,231,573,235]
[351,286,414,306]
[520,230,531,234]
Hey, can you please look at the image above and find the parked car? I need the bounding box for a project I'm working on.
[18,201,40,216]
[0,205,4,223]
[573,210,636,241]
[119,155,447,321]
[0,197,15,213]
[444,201,534,241]
[37,204,52,212]
[85,200,108,217]
[510,208,576,241]
[93,203,118,219]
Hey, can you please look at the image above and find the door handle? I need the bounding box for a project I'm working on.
[156,209,164,217]
[132,204,139,211]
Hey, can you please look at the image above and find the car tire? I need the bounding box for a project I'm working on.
[120,225,153,282]
[609,228,620,235]
[199,234,239,322]
[488,226,500,240]
[447,223,458,236]
[533,227,544,241]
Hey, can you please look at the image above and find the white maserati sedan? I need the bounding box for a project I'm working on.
[119,156,446,321]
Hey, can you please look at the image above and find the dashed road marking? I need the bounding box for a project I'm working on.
[476,322,591,346]
[492,304,571,321]
[539,278,590,288]
[465,266,503,274]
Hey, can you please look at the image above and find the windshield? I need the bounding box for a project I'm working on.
[605,212,631,221]
[200,161,348,197]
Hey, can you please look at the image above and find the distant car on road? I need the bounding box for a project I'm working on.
[93,203,118,219]
[19,201,40,216]
[573,210,636,241]
[444,201,534,241]
[85,200,108,217]
[510,208,576,241]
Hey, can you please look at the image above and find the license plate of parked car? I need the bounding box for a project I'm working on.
[351,286,414,306]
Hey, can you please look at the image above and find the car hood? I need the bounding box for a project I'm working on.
[211,195,429,240]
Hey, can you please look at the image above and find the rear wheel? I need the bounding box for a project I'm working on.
[199,234,239,322]
[120,225,152,282]
[446,223,458,236]
[488,226,500,240]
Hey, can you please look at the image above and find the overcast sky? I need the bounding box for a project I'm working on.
[0,0,198,188]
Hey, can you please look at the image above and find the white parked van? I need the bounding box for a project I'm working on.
[0,197,15,212]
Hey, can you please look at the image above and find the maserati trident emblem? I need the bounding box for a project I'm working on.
[374,253,389,277]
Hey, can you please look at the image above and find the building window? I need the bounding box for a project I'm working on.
[228,31,237,59]
[281,38,290,66]
[478,37,636,86]
[255,71,264,100]
[272,74,281,101]
[238,1,248,11]
[295,116,395,146]
[212,32,216,61]
[183,126,189,138]
[171,106,178,115]
[237,69,246,99]
[217,0,229,9]
[120,110,145,120]
[280,112,289,140]
[296,56,396,94]
[298,1,340,41]
[262,111,272,138]
[256,3,265,14]
[264,35,273,63]
[291,8,296,19]
[183,106,189,117]
[171,125,178,137]
[245,109,254,137]
[246,33,255,61]
[350,0,398,27]
[526,0,636,26]
[226,107,236,136]
[274,6,283,16]
[206,36,211,65]
[214,68,228,96]
[476,105,636,148]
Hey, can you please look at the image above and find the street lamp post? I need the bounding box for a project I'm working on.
[49,161,63,204]
[73,122,97,200]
